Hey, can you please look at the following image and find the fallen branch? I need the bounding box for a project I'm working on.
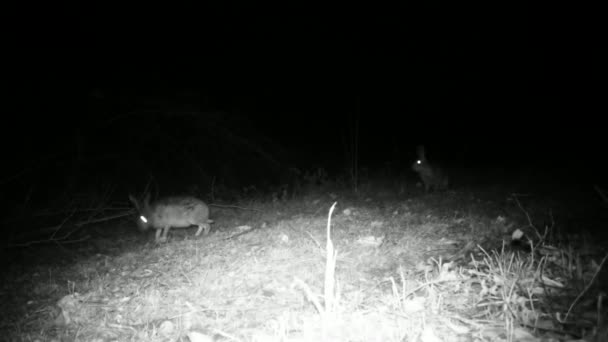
[594,185,607,206]
[511,194,547,242]
[208,203,261,211]
[8,210,133,247]
[11,234,91,248]
[563,252,608,322]
[74,211,133,227]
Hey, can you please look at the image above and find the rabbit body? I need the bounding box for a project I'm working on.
[411,145,449,192]
[130,195,212,243]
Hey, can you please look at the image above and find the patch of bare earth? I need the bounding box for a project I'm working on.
[2,189,607,341]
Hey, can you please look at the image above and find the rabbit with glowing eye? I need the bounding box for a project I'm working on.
[129,194,213,243]
[411,145,449,192]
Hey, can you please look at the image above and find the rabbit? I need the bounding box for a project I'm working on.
[129,194,213,243]
[411,145,449,192]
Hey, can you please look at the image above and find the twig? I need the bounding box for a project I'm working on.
[107,323,138,333]
[595,185,608,205]
[520,323,581,339]
[208,203,260,211]
[511,194,544,241]
[223,226,259,240]
[395,278,462,300]
[304,231,322,249]
[33,207,131,217]
[564,252,608,322]
[0,154,58,186]
[74,211,133,227]
[10,210,131,246]
[293,277,324,314]
[180,267,193,286]
[11,234,91,247]
[51,209,77,240]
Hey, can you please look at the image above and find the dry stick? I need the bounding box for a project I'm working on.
[564,252,608,322]
[223,226,260,240]
[0,154,58,186]
[297,205,332,248]
[511,194,544,241]
[396,278,463,301]
[208,203,261,211]
[34,207,130,216]
[12,210,131,247]
[305,231,322,249]
[293,277,324,314]
[74,211,133,227]
[12,235,90,247]
[180,266,193,286]
[51,208,77,240]
[107,323,138,333]
[560,186,608,323]
[12,209,80,248]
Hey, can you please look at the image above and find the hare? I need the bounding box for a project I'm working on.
[411,145,449,192]
[129,194,213,243]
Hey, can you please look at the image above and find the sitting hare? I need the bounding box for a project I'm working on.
[129,194,213,243]
[411,145,449,192]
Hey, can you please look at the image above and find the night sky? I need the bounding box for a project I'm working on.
[3,4,606,208]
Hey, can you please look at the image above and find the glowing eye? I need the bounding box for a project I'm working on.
[416,160,422,164]
[139,215,148,223]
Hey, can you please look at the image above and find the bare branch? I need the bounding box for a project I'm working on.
[594,185,608,206]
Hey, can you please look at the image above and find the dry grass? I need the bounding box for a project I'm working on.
[1,183,607,341]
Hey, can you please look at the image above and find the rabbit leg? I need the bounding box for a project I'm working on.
[195,223,210,236]
[155,227,170,243]
[161,227,171,241]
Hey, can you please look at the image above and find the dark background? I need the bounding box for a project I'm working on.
[2,4,606,213]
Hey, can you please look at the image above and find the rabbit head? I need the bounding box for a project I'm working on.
[129,194,212,242]
[411,145,449,192]
[129,193,156,232]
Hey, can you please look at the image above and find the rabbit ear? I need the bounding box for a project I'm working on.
[416,145,426,159]
[143,193,151,208]
[128,194,141,212]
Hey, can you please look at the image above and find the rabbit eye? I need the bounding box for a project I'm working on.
[139,215,148,223]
